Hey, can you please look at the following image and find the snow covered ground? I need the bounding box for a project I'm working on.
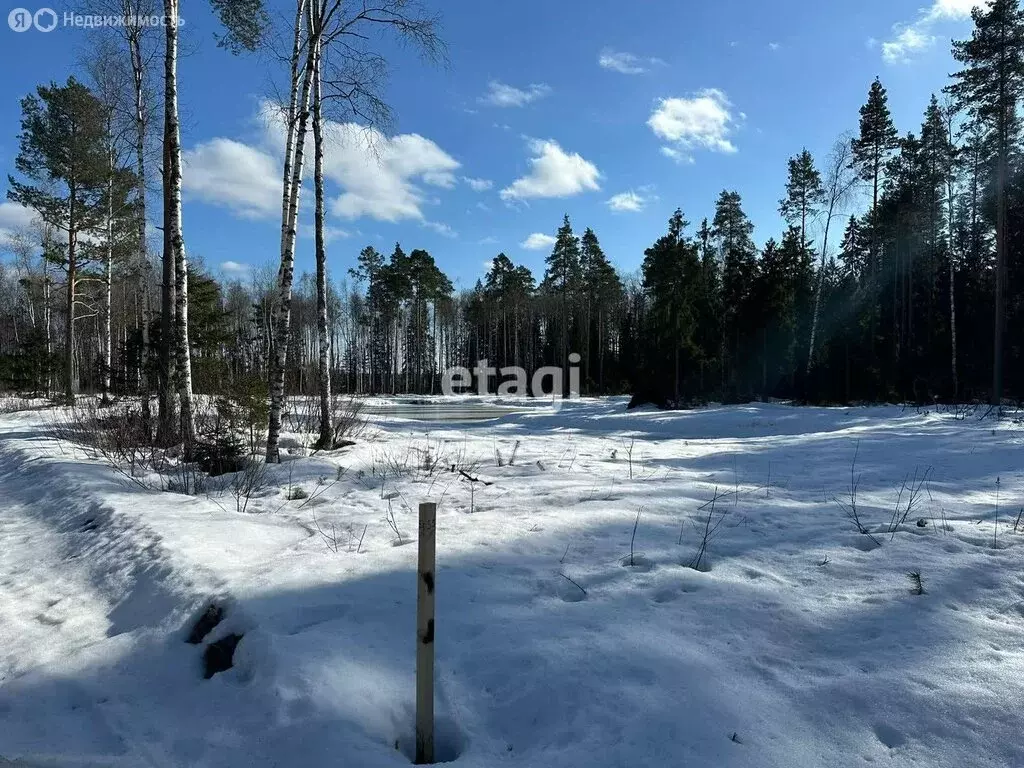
[1,398,1023,767]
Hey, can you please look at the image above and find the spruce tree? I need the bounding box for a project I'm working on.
[641,210,701,402]
[580,228,621,391]
[713,191,758,395]
[694,218,722,391]
[839,216,870,284]
[541,215,581,389]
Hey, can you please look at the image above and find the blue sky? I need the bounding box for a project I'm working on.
[0,0,984,290]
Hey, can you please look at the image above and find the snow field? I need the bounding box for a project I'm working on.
[0,400,1023,766]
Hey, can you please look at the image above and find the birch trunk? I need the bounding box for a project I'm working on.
[102,153,114,404]
[808,140,855,376]
[267,0,317,463]
[164,0,195,449]
[806,212,832,374]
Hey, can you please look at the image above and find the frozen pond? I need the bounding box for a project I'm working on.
[360,397,545,422]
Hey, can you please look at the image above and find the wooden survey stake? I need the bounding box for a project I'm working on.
[416,502,437,765]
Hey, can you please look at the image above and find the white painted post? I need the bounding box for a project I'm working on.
[415,501,436,765]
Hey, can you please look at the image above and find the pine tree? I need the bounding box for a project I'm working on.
[350,246,384,392]
[851,77,899,270]
[947,0,1024,404]
[8,78,113,403]
[779,149,825,253]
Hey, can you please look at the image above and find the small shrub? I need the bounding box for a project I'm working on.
[229,458,271,514]
[194,396,249,476]
[329,394,367,449]
[50,400,159,487]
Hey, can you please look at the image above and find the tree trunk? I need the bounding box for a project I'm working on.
[128,1,151,424]
[945,129,958,398]
[141,277,152,426]
[157,85,177,443]
[164,0,195,449]
[994,141,1006,405]
[807,207,834,374]
[102,156,114,404]
[312,17,332,449]
[42,231,51,396]
[64,226,77,404]
[267,0,317,463]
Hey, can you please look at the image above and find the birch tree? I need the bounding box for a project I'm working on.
[266,0,444,462]
[807,136,857,372]
[160,0,267,449]
[162,0,196,447]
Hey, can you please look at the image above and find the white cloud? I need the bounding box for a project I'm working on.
[182,138,281,219]
[257,101,460,223]
[323,226,350,242]
[597,49,664,74]
[882,26,936,63]
[0,202,39,248]
[660,146,695,165]
[606,190,648,212]
[648,90,738,159]
[521,232,556,250]
[500,139,601,201]
[479,81,551,108]
[300,224,350,243]
[220,260,252,278]
[881,0,987,63]
[463,176,493,192]
[424,221,457,238]
[768,42,781,51]
[927,0,986,21]
[325,129,460,221]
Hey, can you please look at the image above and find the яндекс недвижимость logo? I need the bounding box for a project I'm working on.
[8,8,58,32]
[8,8,180,32]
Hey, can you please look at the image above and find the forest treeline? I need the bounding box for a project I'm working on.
[2,0,1023,462]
